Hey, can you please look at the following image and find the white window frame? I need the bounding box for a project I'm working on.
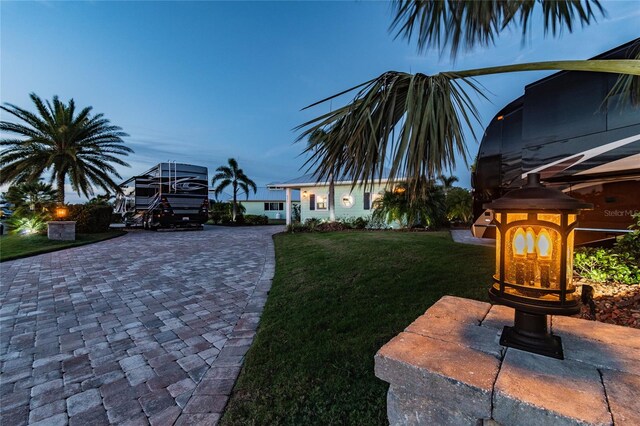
[315,194,328,210]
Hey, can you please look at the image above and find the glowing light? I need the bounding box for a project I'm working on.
[526,228,536,254]
[537,229,552,259]
[497,115,504,121]
[512,228,526,256]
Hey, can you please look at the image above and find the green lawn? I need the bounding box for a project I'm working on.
[0,230,126,262]
[221,231,494,425]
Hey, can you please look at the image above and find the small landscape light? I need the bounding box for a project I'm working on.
[485,173,592,359]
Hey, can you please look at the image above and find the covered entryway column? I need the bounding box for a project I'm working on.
[285,187,292,225]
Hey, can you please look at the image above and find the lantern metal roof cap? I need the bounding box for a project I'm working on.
[483,173,593,211]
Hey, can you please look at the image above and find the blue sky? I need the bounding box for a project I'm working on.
[2,1,639,202]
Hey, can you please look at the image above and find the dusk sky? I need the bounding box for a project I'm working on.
[2,1,639,202]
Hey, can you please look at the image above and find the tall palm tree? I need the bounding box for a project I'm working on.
[307,129,338,221]
[211,158,257,222]
[298,1,640,201]
[0,93,132,204]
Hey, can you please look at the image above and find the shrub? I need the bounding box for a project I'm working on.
[8,213,48,235]
[339,216,369,230]
[67,204,113,233]
[287,222,311,233]
[574,247,639,285]
[304,218,323,231]
[573,213,640,285]
[615,212,640,260]
[244,214,269,225]
[316,222,349,232]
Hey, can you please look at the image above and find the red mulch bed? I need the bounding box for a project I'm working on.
[575,281,640,329]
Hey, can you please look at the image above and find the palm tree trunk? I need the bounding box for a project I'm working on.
[56,173,65,204]
[329,173,335,222]
[232,183,238,222]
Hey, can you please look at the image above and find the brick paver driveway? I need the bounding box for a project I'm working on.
[1,225,281,425]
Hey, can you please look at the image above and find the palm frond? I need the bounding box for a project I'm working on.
[390,0,604,59]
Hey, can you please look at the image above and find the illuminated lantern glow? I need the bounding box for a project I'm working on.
[525,228,536,253]
[55,206,68,219]
[536,229,552,259]
[485,173,592,359]
[512,228,526,256]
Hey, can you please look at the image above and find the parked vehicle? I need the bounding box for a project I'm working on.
[115,163,209,230]
[472,40,640,245]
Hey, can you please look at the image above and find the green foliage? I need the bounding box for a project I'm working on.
[373,181,447,229]
[211,158,256,222]
[574,213,640,284]
[244,215,269,226]
[209,201,245,224]
[7,213,48,235]
[66,204,113,233]
[574,248,639,285]
[615,212,640,260]
[446,186,473,224]
[292,203,301,223]
[5,181,57,217]
[0,93,132,203]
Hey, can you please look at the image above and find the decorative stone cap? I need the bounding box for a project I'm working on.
[375,296,640,425]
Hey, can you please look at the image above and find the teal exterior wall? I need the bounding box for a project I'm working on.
[241,201,300,219]
[300,183,391,223]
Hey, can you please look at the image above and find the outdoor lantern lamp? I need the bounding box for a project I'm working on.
[485,173,592,359]
[55,206,68,219]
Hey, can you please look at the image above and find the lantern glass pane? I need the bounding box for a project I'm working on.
[566,229,577,300]
[506,213,528,224]
[503,224,562,300]
[537,213,561,225]
[568,214,578,227]
[495,215,501,280]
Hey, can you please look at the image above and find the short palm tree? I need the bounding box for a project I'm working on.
[0,93,132,204]
[211,158,257,222]
[298,1,640,200]
[438,175,459,195]
[5,181,58,215]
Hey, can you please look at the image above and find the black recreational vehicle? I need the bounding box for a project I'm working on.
[472,40,640,245]
[115,163,209,229]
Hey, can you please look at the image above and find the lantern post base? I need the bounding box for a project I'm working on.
[499,310,564,359]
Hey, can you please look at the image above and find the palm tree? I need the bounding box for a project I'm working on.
[438,175,459,195]
[0,93,132,204]
[5,181,58,215]
[298,1,640,201]
[307,129,338,221]
[211,158,257,222]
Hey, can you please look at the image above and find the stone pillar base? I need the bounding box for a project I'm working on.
[375,296,640,426]
[47,221,76,241]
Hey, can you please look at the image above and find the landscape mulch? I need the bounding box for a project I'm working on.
[575,281,640,329]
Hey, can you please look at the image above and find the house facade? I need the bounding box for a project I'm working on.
[269,173,401,225]
[223,187,300,220]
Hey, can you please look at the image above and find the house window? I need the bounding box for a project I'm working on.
[364,192,370,210]
[264,202,284,211]
[316,195,328,210]
[341,194,355,208]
